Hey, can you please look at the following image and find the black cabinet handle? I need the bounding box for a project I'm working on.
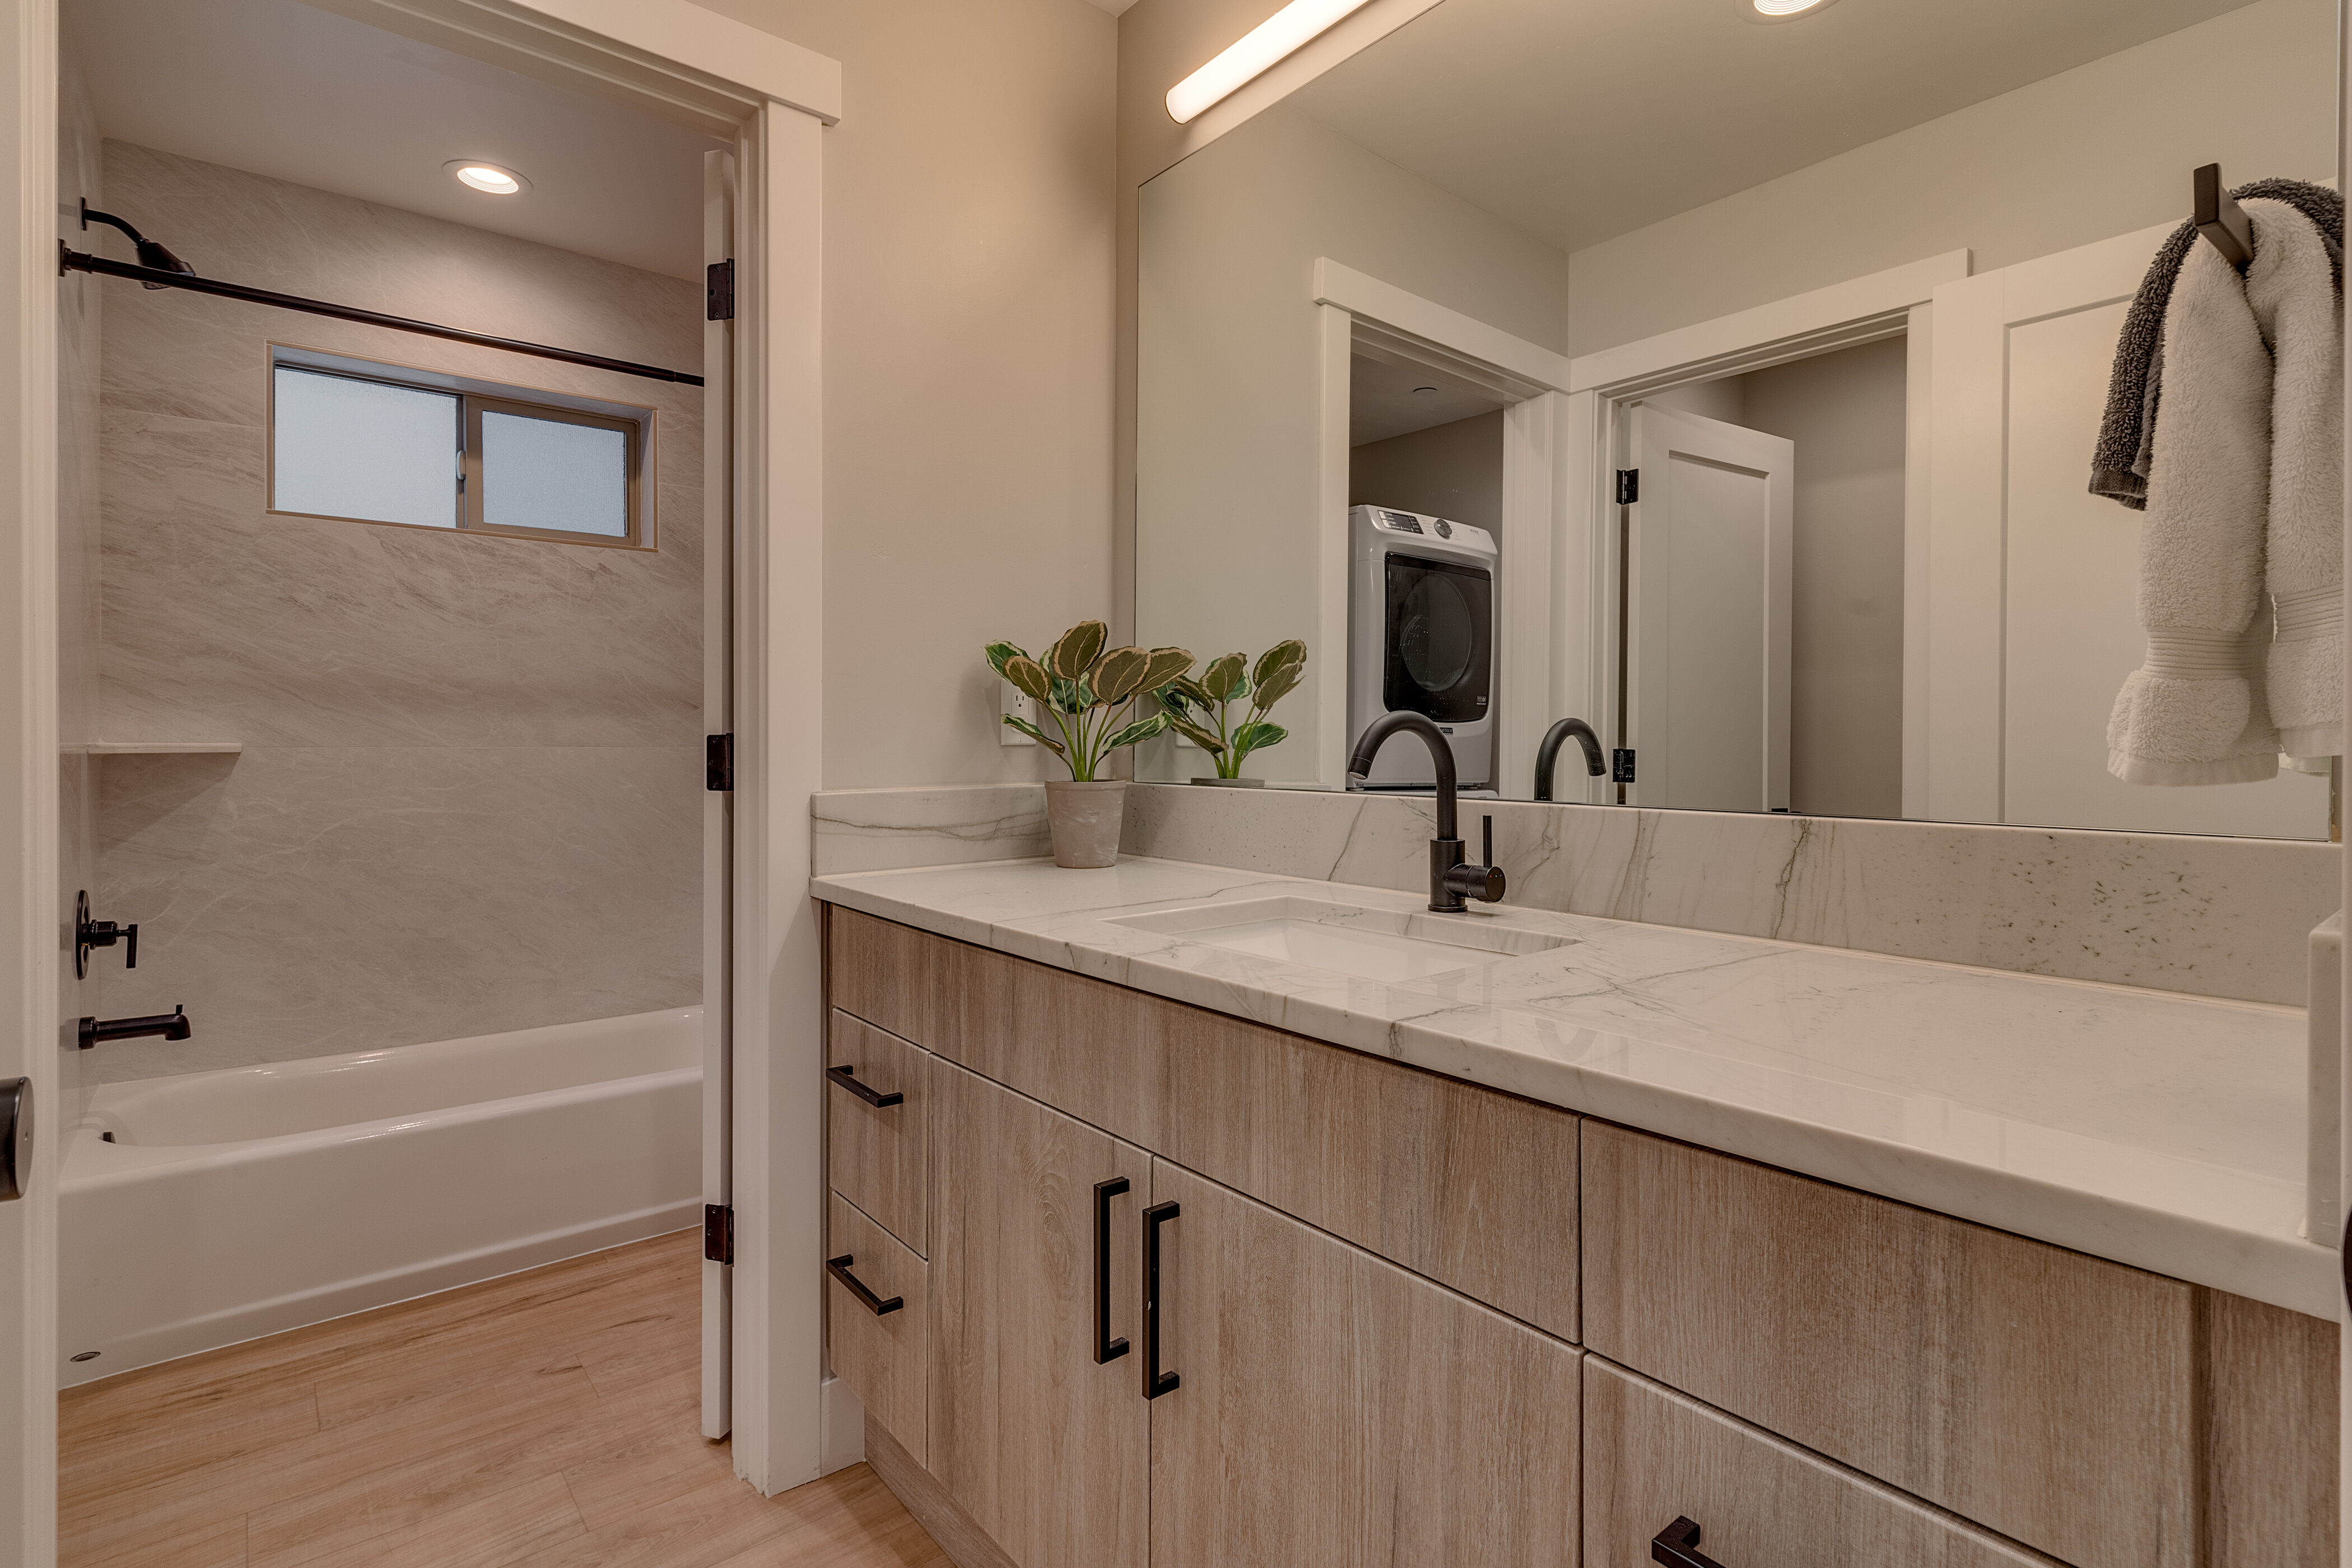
[1653,1518,1726,1568]
[825,1254,903,1316]
[1095,1177,1131,1363]
[825,1063,903,1108]
[1142,1200,1180,1399]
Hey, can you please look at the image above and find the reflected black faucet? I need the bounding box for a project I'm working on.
[1346,711,1507,914]
[1533,718,1606,802]
[79,1006,190,1049]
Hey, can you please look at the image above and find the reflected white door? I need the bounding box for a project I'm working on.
[1928,226,2328,836]
[1626,406,1794,813]
[700,149,734,1441]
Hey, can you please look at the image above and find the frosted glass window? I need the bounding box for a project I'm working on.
[272,367,459,529]
[478,410,629,538]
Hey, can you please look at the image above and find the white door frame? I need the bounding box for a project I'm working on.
[0,7,842,1556]
[1310,259,1573,794]
[1561,250,1971,808]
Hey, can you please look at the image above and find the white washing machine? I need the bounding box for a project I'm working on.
[1348,505,1497,788]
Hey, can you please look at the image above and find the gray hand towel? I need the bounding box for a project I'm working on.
[2089,179,2341,509]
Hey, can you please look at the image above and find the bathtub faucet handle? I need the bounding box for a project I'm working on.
[74,890,138,977]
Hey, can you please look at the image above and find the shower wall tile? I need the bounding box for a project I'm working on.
[88,745,702,1084]
[1120,784,2339,1006]
[95,143,705,1079]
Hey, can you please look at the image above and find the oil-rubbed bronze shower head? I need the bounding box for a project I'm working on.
[80,200,194,287]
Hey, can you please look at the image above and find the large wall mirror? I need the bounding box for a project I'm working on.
[1133,0,2340,839]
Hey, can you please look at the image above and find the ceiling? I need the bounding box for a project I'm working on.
[68,0,722,280]
[1351,352,1505,445]
[1286,0,2269,256]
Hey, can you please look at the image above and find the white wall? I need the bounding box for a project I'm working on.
[1350,409,1504,537]
[1739,338,1909,821]
[1566,0,2337,355]
[698,0,1118,790]
[1135,104,1569,778]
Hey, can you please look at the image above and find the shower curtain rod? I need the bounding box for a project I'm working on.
[58,246,706,388]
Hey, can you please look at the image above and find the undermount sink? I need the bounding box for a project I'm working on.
[1108,896,1570,982]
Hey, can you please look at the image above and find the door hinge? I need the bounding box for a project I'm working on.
[704,1203,735,1264]
[706,260,735,321]
[706,734,734,791]
[1612,748,1637,784]
[1616,469,1639,506]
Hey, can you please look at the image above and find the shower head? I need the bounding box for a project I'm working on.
[80,201,194,287]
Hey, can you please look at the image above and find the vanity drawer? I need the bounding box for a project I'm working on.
[827,1010,929,1256]
[828,907,1580,1340]
[1581,1122,2192,1568]
[1584,1359,2062,1568]
[827,1192,927,1464]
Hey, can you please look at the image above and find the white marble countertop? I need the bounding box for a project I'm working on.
[811,855,2335,1319]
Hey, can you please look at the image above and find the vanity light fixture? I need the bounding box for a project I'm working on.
[1166,0,1376,124]
[446,160,529,196]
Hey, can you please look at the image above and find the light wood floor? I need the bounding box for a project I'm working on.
[59,1229,948,1568]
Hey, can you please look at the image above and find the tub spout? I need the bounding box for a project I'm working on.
[79,1006,190,1049]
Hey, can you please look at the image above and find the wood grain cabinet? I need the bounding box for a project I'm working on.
[822,907,2339,1568]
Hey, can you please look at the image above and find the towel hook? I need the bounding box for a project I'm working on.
[2194,163,2253,270]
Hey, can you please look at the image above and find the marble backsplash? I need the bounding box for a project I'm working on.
[88,143,704,1082]
[810,782,2337,1006]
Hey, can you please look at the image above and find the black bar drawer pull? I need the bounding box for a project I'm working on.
[825,1254,903,1316]
[1653,1518,1726,1568]
[1095,1177,1131,1364]
[1142,1200,1180,1399]
[825,1063,904,1108]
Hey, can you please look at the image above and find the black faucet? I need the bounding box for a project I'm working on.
[79,1006,190,1049]
[1533,718,1606,802]
[1346,711,1507,914]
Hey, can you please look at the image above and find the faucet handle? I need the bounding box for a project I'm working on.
[1482,814,1493,871]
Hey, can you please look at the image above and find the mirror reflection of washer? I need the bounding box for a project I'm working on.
[1348,505,1496,789]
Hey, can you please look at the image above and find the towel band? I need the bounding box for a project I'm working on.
[2274,587,2343,642]
[2144,628,2254,678]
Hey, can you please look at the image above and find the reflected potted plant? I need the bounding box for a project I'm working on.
[1158,640,1307,786]
[986,622,1193,867]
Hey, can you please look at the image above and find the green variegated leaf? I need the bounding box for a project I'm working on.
[1002,713,1066,755]
[1168,715,1226,753]
[1231,720,1287,759]
[1047,620,1108,681]
[1252,639,1307,687]
[984,641,1028,680]
[1091,646,1150,704]
[1201,652,1248,702]
[1102,711,1170,752]
[1048,673,1085,713]
[1002,655,1052,703]
[1139,647,1195,692]
[1163,676,1212,711]
[1250,659,1304,712]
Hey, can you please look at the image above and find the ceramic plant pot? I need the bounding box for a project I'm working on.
[1188,777,1266,787]
[1045,779,1128,868]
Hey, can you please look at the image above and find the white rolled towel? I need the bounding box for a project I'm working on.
[2243,198,2345,763]
[2107,225,2279,785]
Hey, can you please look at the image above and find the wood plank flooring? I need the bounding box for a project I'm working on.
[59,1230,948,1568]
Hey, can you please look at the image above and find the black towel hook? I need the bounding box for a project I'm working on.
[2195,163,2253,270]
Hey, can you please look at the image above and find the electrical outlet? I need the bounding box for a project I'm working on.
[1000,679,1040,745]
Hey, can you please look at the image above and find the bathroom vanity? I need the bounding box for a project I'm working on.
[812,857,2337,1568]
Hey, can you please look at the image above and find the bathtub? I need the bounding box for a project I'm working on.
[59,1007,701,1386]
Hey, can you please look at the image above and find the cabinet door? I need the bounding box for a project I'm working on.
[1149,1160,1579,1568]
[928,1061,1149,1568]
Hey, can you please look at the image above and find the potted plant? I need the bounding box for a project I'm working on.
[1158,640,1307,786]
[986,622,1193,867]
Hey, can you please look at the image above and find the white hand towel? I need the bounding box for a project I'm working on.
[2243,198,2346,762]
[2107,230,2280,784]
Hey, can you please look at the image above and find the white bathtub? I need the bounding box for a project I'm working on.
[58,1007,701,1386]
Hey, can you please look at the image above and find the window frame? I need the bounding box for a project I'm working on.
[265,343,657,551]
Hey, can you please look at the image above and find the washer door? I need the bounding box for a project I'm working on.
[1383,552,1492,724]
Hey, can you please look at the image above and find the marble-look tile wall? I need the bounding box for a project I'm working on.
[811,784,1053,876]
[91,143,703,1082]
[1122,785,2338,1006]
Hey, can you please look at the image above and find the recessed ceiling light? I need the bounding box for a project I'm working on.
[445,160,528,196]
[1746,0,1841,18]
[1413,386,1439,395]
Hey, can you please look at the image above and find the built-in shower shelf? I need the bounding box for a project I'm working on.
[82,741,242,755]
